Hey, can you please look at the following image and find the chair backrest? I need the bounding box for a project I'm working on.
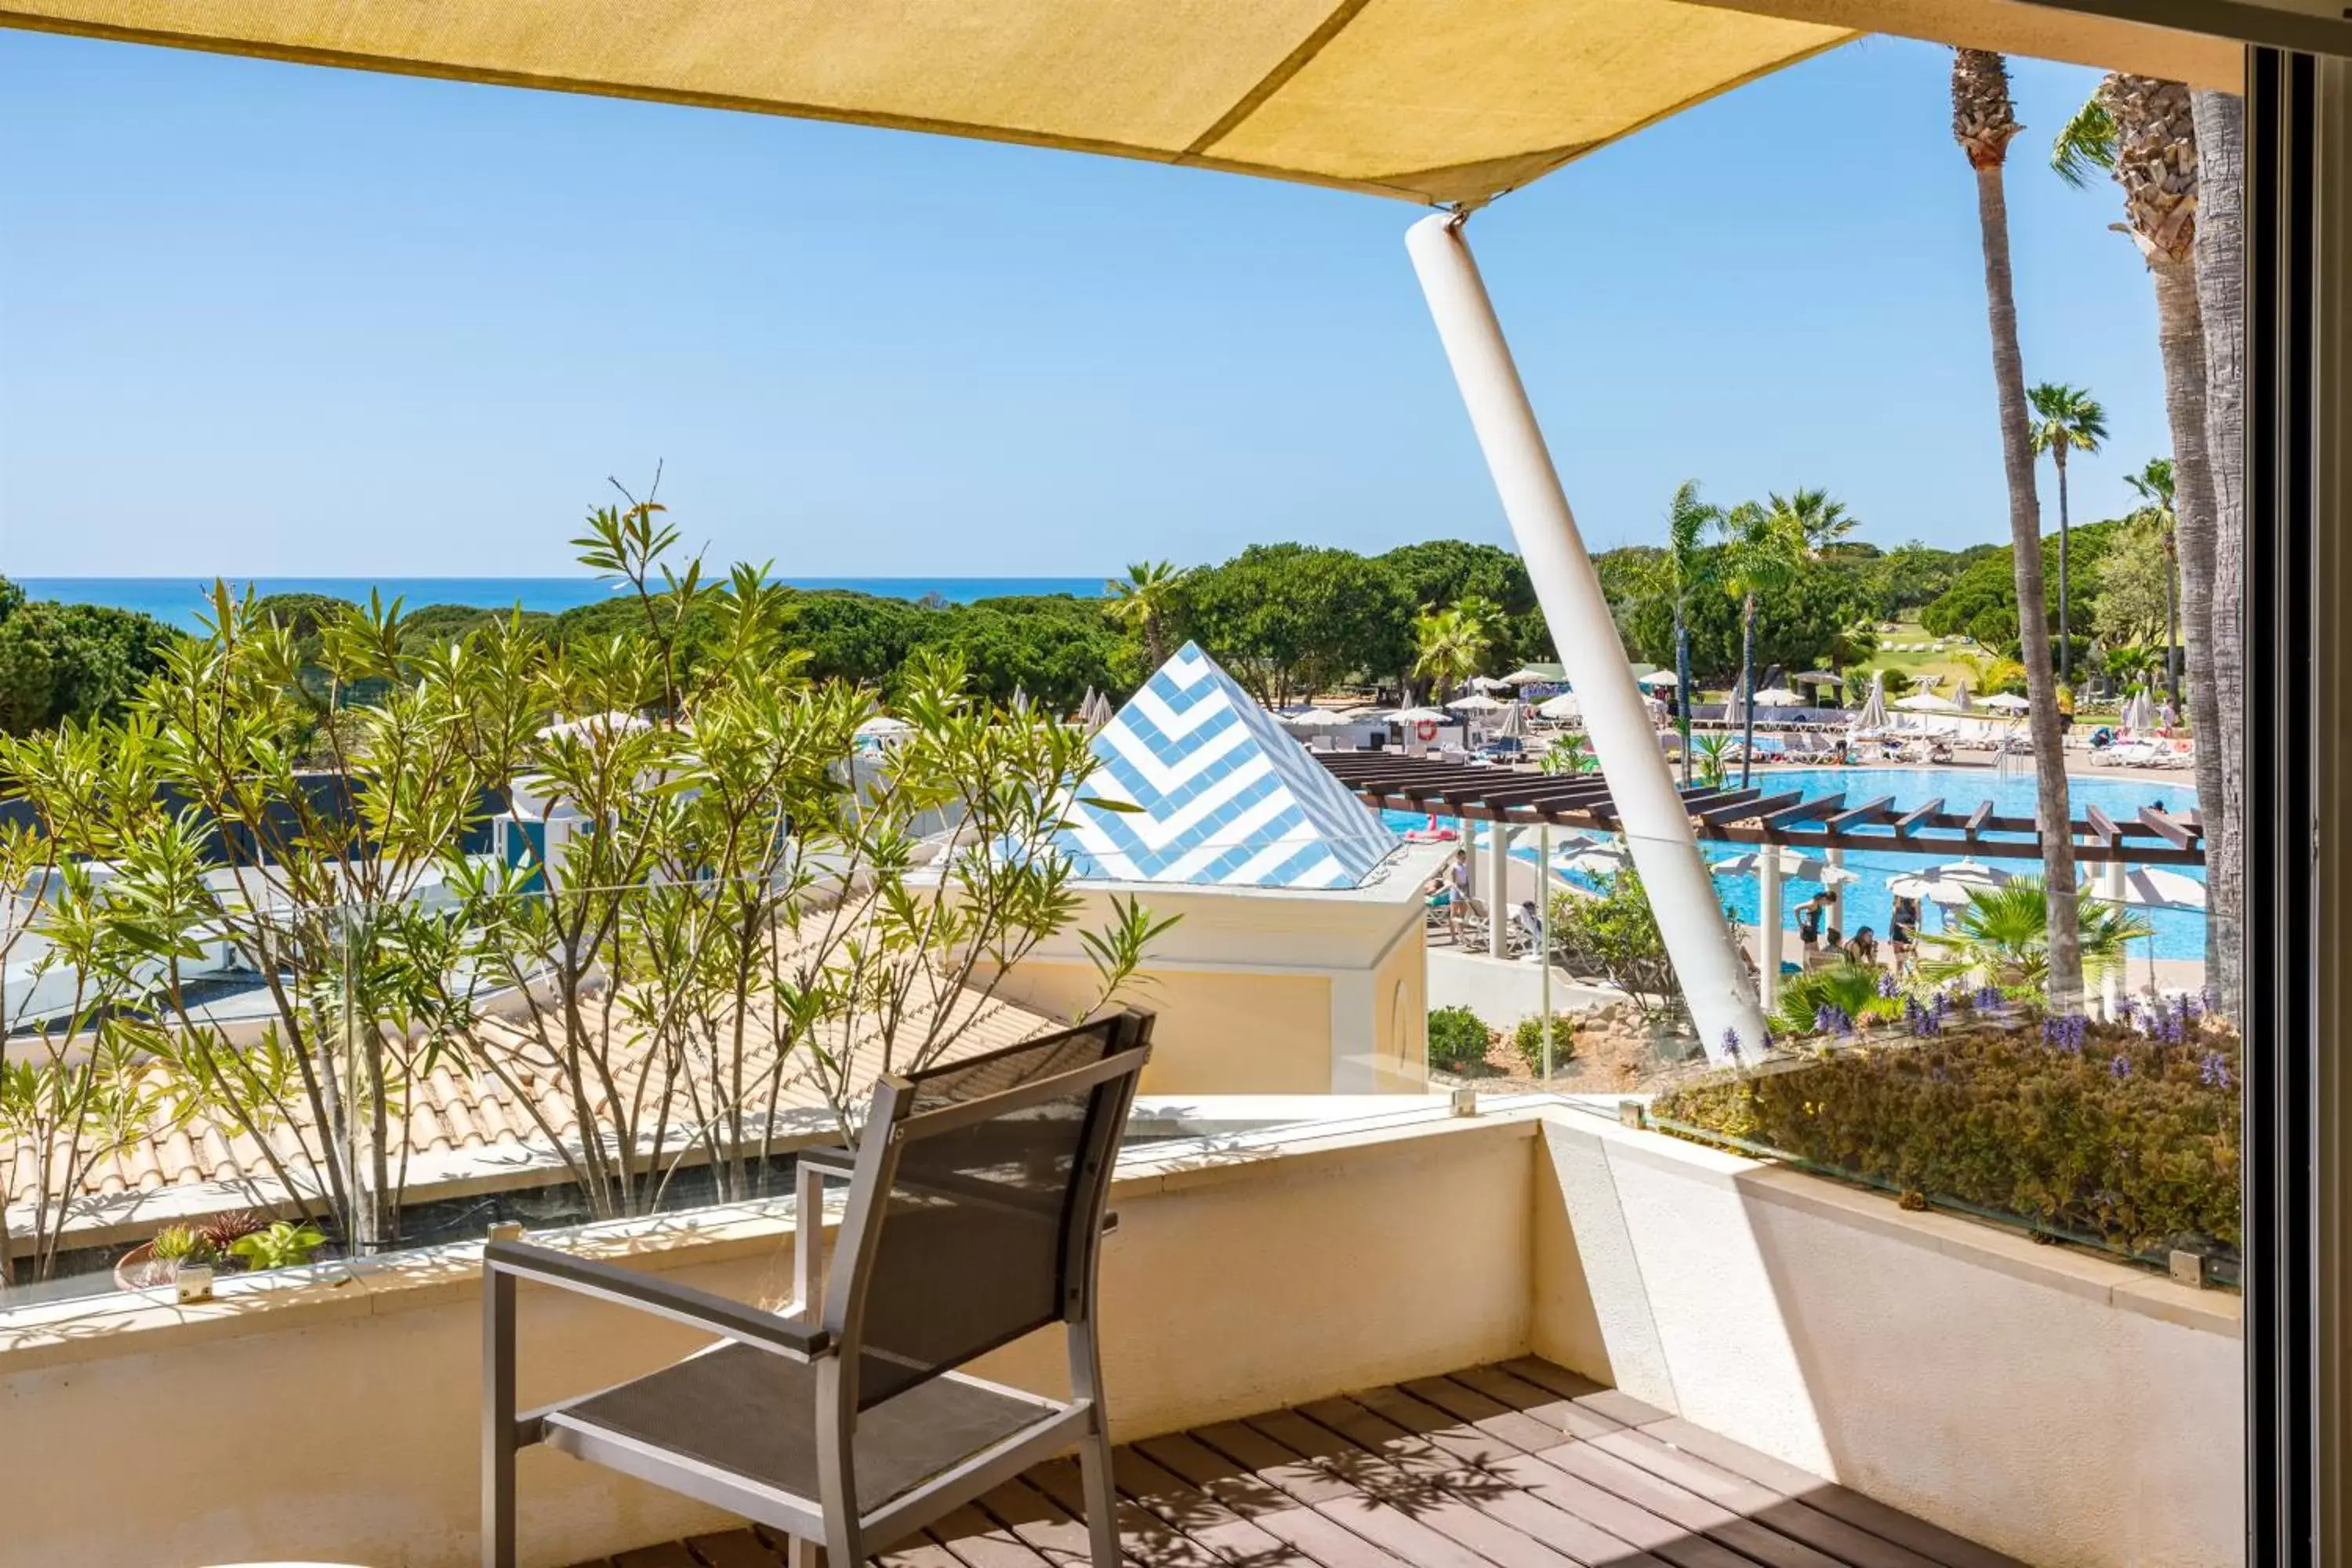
[822,1011,1152,1411]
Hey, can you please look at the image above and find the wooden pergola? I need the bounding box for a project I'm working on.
[1318,753,2205,867]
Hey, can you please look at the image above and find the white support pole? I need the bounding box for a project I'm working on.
[1407,212,1766,1062]
[1539,824,1554,1078]
[2102,856,2127,1018]
[1759,853,1784,1015]
[1827,846,1846,942]
[1487,822,1511,960]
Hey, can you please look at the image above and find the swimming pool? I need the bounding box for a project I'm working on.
[1382,766,2208,959]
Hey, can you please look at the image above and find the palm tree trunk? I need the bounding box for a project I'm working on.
[1738,596,1757,791]
[2055,447,2072,685]
[2162,543,2180,705]
[1968,157,2084,1004]
[2192,86,2245,1020]
[2151,253,2228,996]
[1675,604,1693,788]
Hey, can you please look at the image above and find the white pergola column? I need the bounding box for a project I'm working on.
[1827,847,1846,941]
[1406,212,1766,1062]
[1487,822,1512,959]
[2101,856,2127,1018]
[1538,824,1555,1076]
[1759,852,1784,1014]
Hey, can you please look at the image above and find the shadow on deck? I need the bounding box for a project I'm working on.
[568,1358,2024,1568]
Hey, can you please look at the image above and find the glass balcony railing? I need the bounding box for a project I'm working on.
[1445,824,2239,1285]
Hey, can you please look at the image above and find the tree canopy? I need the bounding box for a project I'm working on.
[0,594,183,735]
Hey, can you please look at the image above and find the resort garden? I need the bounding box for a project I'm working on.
[0,504,1172,1288]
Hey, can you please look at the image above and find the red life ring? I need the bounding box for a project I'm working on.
[1416,720,1439,742]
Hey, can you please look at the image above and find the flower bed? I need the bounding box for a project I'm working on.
[1655,996,2240,1258]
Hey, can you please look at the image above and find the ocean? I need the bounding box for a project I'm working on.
[18,576,1109,632]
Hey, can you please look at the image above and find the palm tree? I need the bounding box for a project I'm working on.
[1104,561,1186,667]
[2053,74,2225,993]
[1714,499,1802,789]
[1770,486,1860,559]
[1952,47,2083,1007]
[1410,603,1488,703]
[1919,878,2153,994]
[1541,732,1599,776]
[1454,593,1507,670]
[2191,87,2245,1022]
[1663,480,1715,786]
[1774,963,1900,1036]
[1691,733,1733,790]
[2024,382,2108,684]
[2123,457,2180,704]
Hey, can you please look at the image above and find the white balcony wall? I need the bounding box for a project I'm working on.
[0,1105,2240,1568]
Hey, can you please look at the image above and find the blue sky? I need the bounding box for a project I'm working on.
[0,31,2169,578]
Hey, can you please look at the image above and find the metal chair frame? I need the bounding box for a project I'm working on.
[482,1011,1152,1566]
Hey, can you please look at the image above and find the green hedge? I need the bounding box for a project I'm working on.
[1426,1006,1493,1073]
[1655,1011,2240,1255]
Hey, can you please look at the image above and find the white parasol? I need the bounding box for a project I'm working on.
[1886,858,2010,906]
[1710,848,1860,885]
[1553,840,1631,877]
[1853,670,1889,731]
[2082,865,2207,909]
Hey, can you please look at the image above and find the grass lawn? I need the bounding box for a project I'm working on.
[1862,612,1983,692]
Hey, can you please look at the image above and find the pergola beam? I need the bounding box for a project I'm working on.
[1315,756,2206,867]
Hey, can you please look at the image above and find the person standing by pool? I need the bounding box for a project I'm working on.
[1888,895,1922,974]
[1796,890,1833,956]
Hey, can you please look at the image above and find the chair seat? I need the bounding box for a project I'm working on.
[547,1344,1059,1513]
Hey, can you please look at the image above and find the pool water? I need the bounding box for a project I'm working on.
[1382,766,2207,960]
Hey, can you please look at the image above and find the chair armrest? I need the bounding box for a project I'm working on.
[484,1237,830,1362]
[796,1143,857,1178]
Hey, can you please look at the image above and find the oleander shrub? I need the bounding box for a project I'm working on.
[1655,1003,2241,1256]
[1512,1014,1577,1075]
[1427,1005,1494,1074]
[1547,869,1681,1022]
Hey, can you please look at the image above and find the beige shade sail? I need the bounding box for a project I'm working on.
[0,0,2238,208]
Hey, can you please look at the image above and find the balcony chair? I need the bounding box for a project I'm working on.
[481,1011,1155,1568]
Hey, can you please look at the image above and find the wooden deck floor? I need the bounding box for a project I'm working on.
[572,1358,2024,1568]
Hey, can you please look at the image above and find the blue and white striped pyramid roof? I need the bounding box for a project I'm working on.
[1055,643,1402,889]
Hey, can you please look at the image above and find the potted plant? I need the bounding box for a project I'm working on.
[111,1210,274,1293]
[227,1221,328,1272]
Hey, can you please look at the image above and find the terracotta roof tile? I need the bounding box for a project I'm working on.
[5,985,1061,1227]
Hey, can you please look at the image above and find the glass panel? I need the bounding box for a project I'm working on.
[1400,761,2234,1286]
